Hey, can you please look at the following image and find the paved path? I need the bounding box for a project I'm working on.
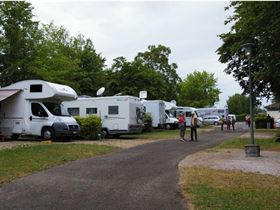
[0,129,243,210]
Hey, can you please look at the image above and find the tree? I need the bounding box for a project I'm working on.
[135,45,181,101]
[178,71,221,107]
[217,1,280,100]
[106,57,166,99]
[226,94,249,114]
[0,1,39,86]
[31,22,105,95]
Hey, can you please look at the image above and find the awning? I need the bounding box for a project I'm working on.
[0,89,21,102]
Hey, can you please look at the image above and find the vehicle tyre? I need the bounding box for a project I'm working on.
[11,134,20,140]
[42,127,55,140]
[166,124,171,130]
[214,122,219,126]
[101,129,108,139]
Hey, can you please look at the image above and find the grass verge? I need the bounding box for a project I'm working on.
[215,137,280,151]
[0,144,118,185]
[180,167,280,210]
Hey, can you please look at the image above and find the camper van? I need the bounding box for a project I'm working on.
[63,96,144,137]
[175,107,203,127]
[195,108,229,119]
[164,101,178,129]
[142,100,166,128]
[0,80,80,140]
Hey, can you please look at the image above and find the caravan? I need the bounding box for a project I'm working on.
[142,100,166,128]
[63,96,144,137]
[0,80,80,140]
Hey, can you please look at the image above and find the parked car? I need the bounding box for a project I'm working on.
[275,118,280,128]
[203,115,220,125]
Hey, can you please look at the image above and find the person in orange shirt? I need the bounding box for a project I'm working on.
[177,113,186,141]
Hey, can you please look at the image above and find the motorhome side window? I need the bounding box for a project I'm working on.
[67,108,80,116]
[30,84,43,92]
[108,106,118,115]
[31,103,48,117]
[86,108,97,114]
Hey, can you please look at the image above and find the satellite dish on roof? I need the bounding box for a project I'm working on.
[96,87,105,96]
[139,90,147,99]
[171,100,176,105]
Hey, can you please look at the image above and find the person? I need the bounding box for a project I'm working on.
[267,114,271,129]
[221,115,225,131]
[177,113,186,141]
[231,116,236,131]
[226,115,231,130]
[190,112,198,141]
[247,116,251,127]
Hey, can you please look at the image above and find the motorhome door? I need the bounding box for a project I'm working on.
[29,102,49,135]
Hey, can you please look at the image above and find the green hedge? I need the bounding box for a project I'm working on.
[143,113,153,132]
[255,116,274,129]
[75,115,102,140]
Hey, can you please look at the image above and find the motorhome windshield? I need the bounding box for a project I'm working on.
[43,102,70,116]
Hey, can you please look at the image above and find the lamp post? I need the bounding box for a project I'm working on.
[242,43,260,157]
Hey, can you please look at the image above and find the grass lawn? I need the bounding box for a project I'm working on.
[180,167,280,210]
[215,137,280,151]
[0,144,118,185]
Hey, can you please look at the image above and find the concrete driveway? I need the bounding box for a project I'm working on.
[0,129,243,210]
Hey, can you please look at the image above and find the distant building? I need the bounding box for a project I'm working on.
[265,103,280,119]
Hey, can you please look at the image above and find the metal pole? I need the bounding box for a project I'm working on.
[248,50,255,145]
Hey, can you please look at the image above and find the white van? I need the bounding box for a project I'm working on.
[142,100,166,128]
[0,80,80,140]
[175,107,203,127]
[63,95,144,137]
[164,101,178,129]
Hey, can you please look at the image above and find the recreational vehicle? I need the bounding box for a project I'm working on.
[142,100,166,128]
[0,80,80,140]
[164,101,178,129]
[195,108,229,119]
[63,96,144,137]
[175,107,203,127]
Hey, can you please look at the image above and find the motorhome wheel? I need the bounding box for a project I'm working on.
[11,134,20,140]
[101,129,108,138]
[166,124,171,130]
[42,127,54,140]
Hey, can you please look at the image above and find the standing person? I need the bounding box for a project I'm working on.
[267,114,271,129]
[190,112,198,141]
[221,115,225,131]
[226,115,231,130]
[177,113,186,141]
[231,116,236,131]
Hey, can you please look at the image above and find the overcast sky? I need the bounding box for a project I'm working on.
[30,0,245,107]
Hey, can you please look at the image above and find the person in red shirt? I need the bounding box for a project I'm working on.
[177,113,186,141]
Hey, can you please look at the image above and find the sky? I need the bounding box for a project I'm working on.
[30,0,245,107]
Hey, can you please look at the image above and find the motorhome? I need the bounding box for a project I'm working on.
[175,107,203,127]
[63,95,144,137]
[164,101,178,129]
[142,100,166,128]
[0,80,80,140]
[195,108,229,119]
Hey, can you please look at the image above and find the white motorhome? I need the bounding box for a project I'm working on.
[164,101,178,129]
[63,96,144,137]
[0,80,80,140]
[142,100,166,128]
[175,107,203,127]
[195,108,229,119]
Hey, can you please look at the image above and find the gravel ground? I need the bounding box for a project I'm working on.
[179,148,280,177]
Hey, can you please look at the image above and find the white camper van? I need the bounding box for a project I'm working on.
[0,80,80,140]
[175,107,203,127]
[164,101,178,129]
[142,100,166,128]
[63,96,144,137]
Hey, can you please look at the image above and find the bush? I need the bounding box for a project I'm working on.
[75,115,102,140]
[236,113,247,122]
[255,116,274,129]
[143,113,153,132]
